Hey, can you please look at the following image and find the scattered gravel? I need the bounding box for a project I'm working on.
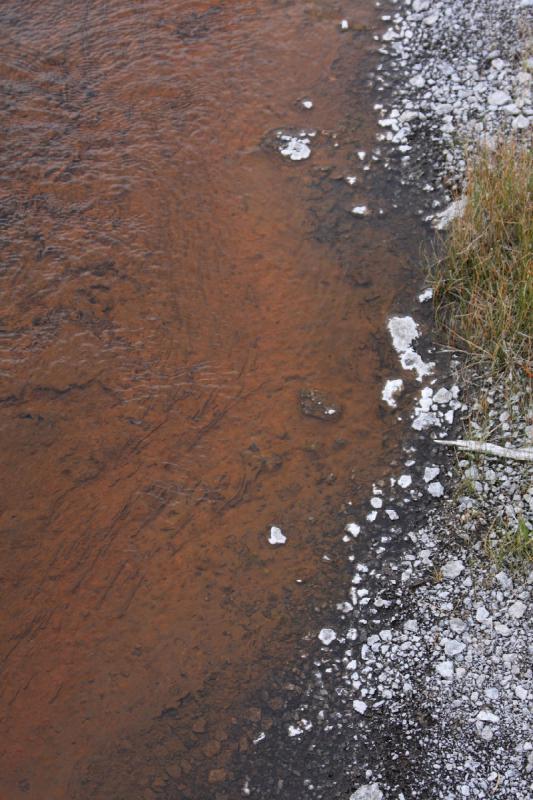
[282,2,532,797]
[373,0,532,193]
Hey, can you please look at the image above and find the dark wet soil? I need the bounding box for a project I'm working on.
[0,2,430,798]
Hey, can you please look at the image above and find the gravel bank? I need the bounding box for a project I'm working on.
[316,2,533,797]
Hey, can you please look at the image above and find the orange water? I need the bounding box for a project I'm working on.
[0,2,422,797]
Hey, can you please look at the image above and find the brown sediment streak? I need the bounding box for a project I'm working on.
[0,1,423,798]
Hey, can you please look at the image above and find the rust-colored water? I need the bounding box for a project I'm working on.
[0,2,422,798]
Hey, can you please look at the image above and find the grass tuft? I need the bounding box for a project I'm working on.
[433,139,533,373]
[485,517,533,575]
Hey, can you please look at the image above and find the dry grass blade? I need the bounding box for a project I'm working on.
[433,139,533,374]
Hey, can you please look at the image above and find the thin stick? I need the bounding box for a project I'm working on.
[433,439,533,463]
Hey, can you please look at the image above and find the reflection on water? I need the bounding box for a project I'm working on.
[0,1,424,797]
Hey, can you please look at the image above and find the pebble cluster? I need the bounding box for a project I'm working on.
[373,0,532,192]
[282,370,531,799]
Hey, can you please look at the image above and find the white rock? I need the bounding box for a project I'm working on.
[477,709,499,724]
[385,509,399,520]
[412,0,430,10]
[488,89,511,106]
[433,387,452,405]
[434,198,466,230]
[353,700,368,714]
[427,481,444,497]
[387,316,434,381]
[475,605,491,623]
[279,135,311,161]
[352,205,369,216]
[512,114,530,130]
[436,661,454,678]
[449,617,467,634]
[382,378,404,408]
[410,75,426,89]
[508,600,526,619]
[418,287,433,303]
[444,638,466,657]
[350,785,383,800]
[424,466,440,483]
[318,628,336,645]
[301,99,313,110]
[398,474,412,488]
[345,523,361,538]
[484,687,499,701]
[268,526,286,545]
[340,19,349,30]
[494,622,511,636]
[442,560,464,579]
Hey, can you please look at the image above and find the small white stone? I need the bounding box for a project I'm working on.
[352,205,369,216]
[449,618,467,634]
[512,114,530,130]
[345,523,361,538]
[418,287,433,303]
[475,605,491,623]
[477,709,499,724]
[433,387,452,405]
[318,628,336,645]
[268,526,286,545]
[442,560,464,579]
[340,19,349,30]
[382,378,404,408]
[279,135,311,161]
[350,785,383,800]
[385,509,399,521]
[443,638,466,657]
[398,474,412,488]
[427,481,444,497]
[488,89,511,106]
[371,496,383,509]
[494,622,511,637]
[515,685,528,701]
[508,600,526,619]
[484,688,499,701]
[410,75,425,88]
[353,700,368,714]
[436,661,454,678]
[424,466,440,483]
[301,99,313,110]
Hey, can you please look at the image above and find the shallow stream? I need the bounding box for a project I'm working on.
[0,2,430,797]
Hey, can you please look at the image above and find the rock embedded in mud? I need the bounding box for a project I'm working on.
[298,388,342,421]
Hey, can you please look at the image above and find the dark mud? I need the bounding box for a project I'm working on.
[0,2,433,798]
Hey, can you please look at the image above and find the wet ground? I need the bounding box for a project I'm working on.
[0,2,430,798]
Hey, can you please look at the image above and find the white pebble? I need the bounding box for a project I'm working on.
[318,628,337,645]
[268,526,286,545]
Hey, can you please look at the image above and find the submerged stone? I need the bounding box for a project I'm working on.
[299,388,342,421]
